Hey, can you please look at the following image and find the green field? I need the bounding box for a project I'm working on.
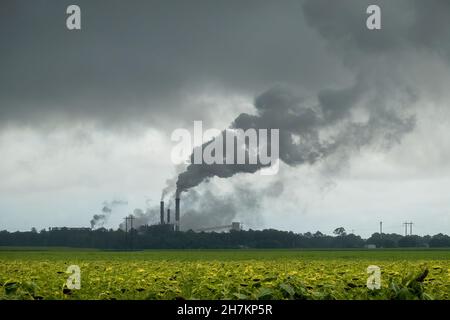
[1,248,449,300]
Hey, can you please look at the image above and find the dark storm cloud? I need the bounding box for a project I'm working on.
[302,0,450,59]
[1,0,448,130]
[0,0,345,130]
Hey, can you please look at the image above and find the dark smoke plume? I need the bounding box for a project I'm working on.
[175,81,416,196]
[90,199,128,229]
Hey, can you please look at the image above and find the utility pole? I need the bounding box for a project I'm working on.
[124,216,128,248]
[130,215,134,250]
[379,221,383,235]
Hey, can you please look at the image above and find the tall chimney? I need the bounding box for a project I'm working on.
[167,208,170,224]
[175,195,180,231]
[160,201,165,224]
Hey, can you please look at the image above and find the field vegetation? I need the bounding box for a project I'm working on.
[1,248,449,300]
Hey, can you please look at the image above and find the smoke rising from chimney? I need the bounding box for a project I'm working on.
[174,81,416,196]
[90,199,128,229]
[161,164,186,201]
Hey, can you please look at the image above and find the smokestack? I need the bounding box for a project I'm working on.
[167,208,170,224]
[160,201,165,224]
[175,195,180,231]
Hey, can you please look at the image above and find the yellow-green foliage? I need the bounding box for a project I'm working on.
[1,250,449,300]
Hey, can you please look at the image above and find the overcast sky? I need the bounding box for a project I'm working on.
[1,0,450,237]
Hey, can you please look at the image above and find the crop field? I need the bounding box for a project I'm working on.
[1,248,450,300]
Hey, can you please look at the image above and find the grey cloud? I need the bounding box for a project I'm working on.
[1,0,447,131]
[302,0,450,60]
[0,0,344,130]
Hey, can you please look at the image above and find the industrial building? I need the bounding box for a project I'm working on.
[159,195,241,233]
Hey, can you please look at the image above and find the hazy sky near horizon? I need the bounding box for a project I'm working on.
[1,0,450,237]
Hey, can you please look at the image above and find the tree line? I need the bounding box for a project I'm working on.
[0,226,449,249]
